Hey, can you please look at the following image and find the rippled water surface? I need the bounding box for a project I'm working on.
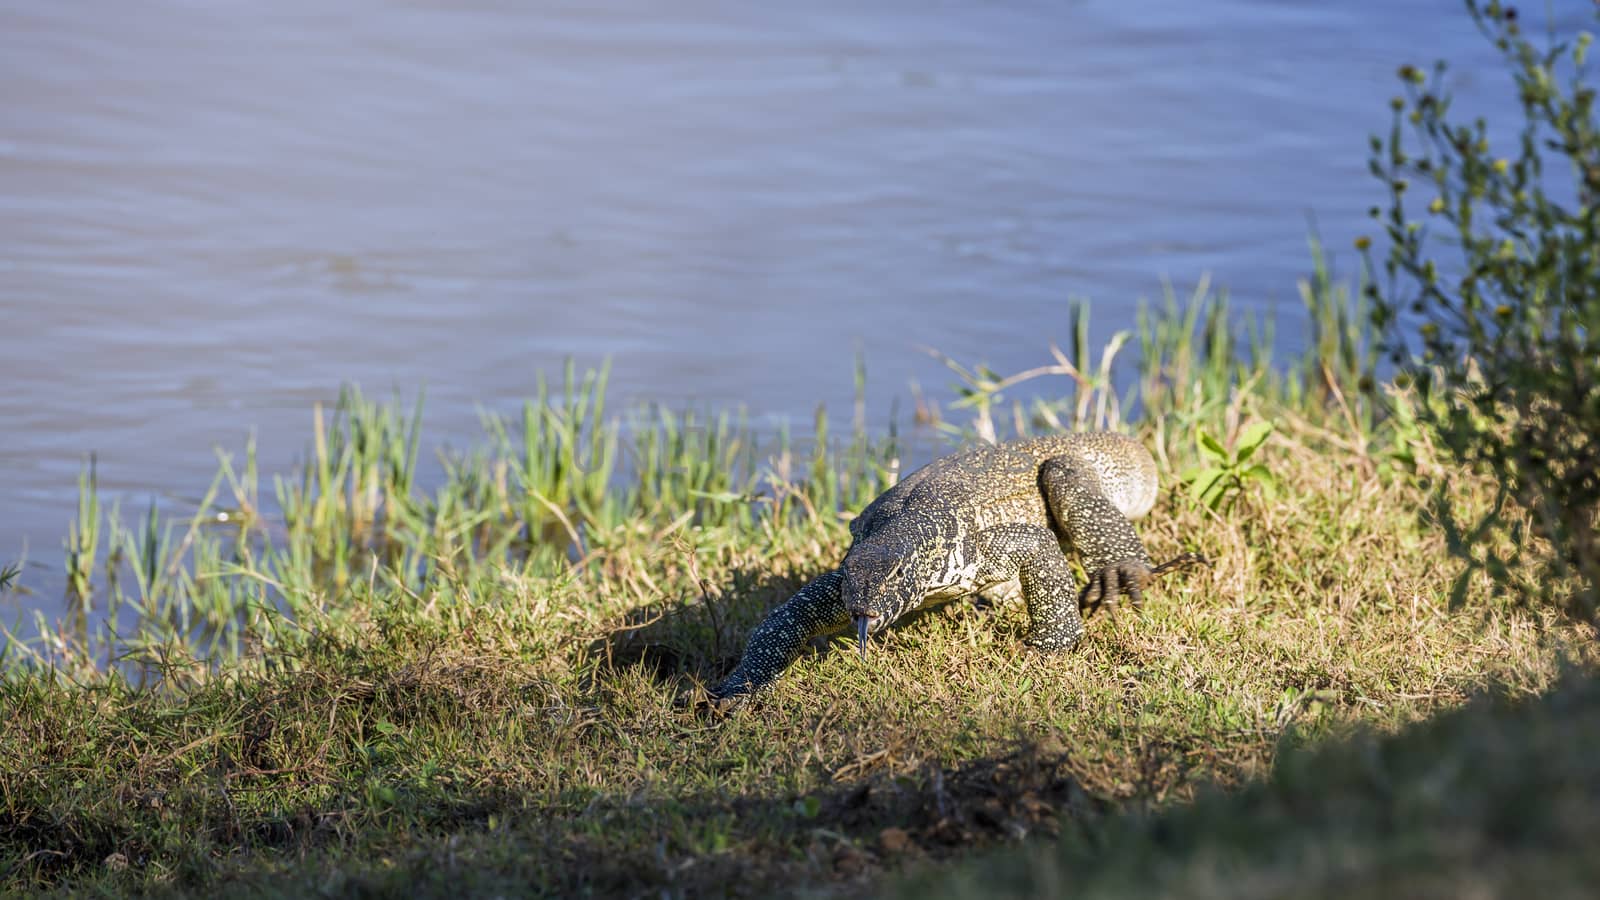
[2,0,1513,612]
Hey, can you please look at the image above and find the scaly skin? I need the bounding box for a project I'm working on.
[708,432,1190,705]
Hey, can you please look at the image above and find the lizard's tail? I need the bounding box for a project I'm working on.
[1151,552,1212,577]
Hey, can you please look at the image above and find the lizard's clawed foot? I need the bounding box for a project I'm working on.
[1079,559,1153,617]
[679,674,761,716]
[676,687,749,717]
[1080,552,1211,618]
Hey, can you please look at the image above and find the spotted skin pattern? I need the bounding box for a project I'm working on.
[708,432,1165,703]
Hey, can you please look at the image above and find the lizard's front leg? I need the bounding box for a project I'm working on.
[979,524,1085,652]
[1039,456,1157,616]
[707,569,849,703]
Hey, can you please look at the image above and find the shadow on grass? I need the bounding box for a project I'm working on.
[588,563,819,687]
[589,562,1022,701]
[3,723,1104,897]
[892,666,1600,900]
[433,738,1106,898]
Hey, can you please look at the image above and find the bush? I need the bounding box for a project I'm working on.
[1365,0,1600,625]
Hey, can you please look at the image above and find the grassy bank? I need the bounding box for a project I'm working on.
[2,264,1594,896]
[901,664,1600,900]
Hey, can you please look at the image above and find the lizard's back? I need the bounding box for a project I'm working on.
[848,432,1157,541]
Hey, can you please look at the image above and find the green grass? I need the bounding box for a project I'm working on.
[898,665,1600,900]
[1,259,1593,897]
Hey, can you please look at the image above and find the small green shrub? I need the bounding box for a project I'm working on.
[1183,422,1277,513]
[1365,0,1600,624]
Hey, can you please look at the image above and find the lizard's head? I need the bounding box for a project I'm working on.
[840,543,920,661]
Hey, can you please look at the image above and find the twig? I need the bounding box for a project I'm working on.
[683,540,723,663]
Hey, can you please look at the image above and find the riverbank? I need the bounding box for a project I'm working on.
[3,272,1594,896]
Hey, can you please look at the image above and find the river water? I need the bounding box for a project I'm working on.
[1,0,1523,615]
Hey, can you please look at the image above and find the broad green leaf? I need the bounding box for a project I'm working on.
[1189,468,1226,506]
[1243,463,1276,485]
[1197,430,1229,463]
[1244,463,1278,499]
[1235,421,1275,462]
